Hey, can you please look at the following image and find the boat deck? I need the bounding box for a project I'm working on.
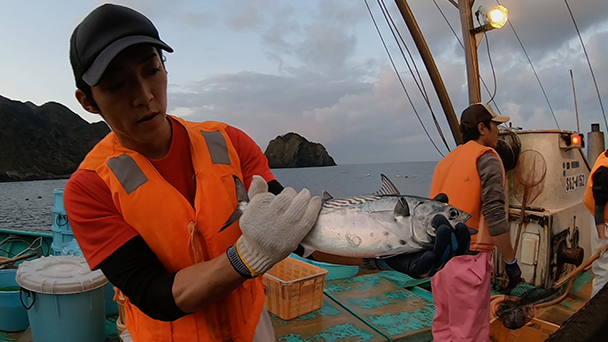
[272,271,436,342]
[1,228,599,342]
[1,270,435,342]
[0,269,597,342]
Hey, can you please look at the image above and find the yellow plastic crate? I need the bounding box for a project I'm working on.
[263,256,328,320]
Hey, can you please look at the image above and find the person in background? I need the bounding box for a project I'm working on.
[64,4,472,342]
[428,103,522,342]
[583,151,608,298]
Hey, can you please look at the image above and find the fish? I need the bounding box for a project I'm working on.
[221,174,471,259]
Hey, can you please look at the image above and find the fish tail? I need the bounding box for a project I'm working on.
[234,175,249,203]
[219,208,243,232]
[219,175,249,232]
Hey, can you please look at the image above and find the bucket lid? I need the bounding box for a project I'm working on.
[16,256,107,294]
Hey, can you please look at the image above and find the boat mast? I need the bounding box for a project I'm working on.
[394,1,508,143]
[458,0,482,104]
[394,0,463,145]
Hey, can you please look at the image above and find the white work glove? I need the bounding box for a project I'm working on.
[595,238,608,258]
[226,176,322,278]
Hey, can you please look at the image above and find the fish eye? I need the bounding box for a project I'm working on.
[449,208,459,219]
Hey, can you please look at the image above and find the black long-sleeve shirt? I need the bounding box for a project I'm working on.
[592,165,608,225]
[98,180,287,321]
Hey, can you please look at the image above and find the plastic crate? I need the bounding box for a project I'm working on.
[263,256,328,320]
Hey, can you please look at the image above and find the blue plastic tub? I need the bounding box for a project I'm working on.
[289,253,360,280]
[52,209,72,232]
[0,269,29,332]
[16,256,108,342]
[51,226,74,250]
[53,188,65,212]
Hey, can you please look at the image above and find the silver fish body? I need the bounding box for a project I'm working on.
[221,174,471,259]
[301,193,470,258]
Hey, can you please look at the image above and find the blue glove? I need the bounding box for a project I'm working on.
[363,193,471,279]
[504,259,522,290]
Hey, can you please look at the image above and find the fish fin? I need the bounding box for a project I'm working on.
[219,209,243,232]
[234,175,249,203]
[322,191,334,201]
[468,228,478,235]
[375,174,401,195]
[393,197,410,217]
[219,175,248,232]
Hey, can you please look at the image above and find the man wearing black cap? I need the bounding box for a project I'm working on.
[64,4,322,341]
[63,4,472,342]
[428,103,522,342]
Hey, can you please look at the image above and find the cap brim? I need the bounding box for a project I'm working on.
[491,114,510,123]
[82,35,173,86]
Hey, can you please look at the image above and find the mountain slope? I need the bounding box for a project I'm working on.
[0,95,110,181]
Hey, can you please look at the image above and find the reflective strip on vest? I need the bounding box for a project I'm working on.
[107,154,148,194]
[201,130,231,165]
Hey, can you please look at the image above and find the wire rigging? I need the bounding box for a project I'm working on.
[376,0,451,152]
[495,0,561,129]
[564,0,607,131]
[363,0,445,157]
[473,13,498,104]
[483,33,498,104]
[431,0,504,114]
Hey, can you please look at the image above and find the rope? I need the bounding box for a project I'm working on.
[431,0,504,114]
[377,0,451,152]
[364,0,445,157]
[495,0,560,129]
[564,0,607,131]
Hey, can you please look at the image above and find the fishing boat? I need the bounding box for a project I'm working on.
[1,1,607,341]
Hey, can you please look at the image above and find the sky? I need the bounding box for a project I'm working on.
[1,0,607,165]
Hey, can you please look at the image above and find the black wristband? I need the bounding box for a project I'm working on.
[226,245,255,279]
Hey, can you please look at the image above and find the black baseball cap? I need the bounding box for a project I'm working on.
[70,3,173,87]
[459,102,509,132]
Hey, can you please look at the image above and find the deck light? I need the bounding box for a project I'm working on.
[486,5,508,29]
[473,5,509,34]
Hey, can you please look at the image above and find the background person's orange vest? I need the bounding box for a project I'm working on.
[584,151,608,220]
[79,116,265,342]
[430,141,505,252]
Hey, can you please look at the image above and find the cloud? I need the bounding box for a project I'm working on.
[92,0,608,163]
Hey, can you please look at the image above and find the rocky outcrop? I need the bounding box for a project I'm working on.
[0,95,110,182]
[264,132,336,168]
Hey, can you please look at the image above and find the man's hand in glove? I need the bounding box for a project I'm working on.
[362,193,472,279]
[227,175,322,278]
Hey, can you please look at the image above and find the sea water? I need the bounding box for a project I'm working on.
[0,161,437,232]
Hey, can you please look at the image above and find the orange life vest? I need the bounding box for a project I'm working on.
[429,140,505,252]
[584,150,608,219]
[79,116,265,342]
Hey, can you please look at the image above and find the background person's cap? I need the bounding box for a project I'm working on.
[70,3,173,87]
[459,102,510,132]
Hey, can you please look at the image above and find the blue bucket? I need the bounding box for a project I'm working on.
[0,269,29,332]
[16,256,108,342]
[56,240,118,316]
